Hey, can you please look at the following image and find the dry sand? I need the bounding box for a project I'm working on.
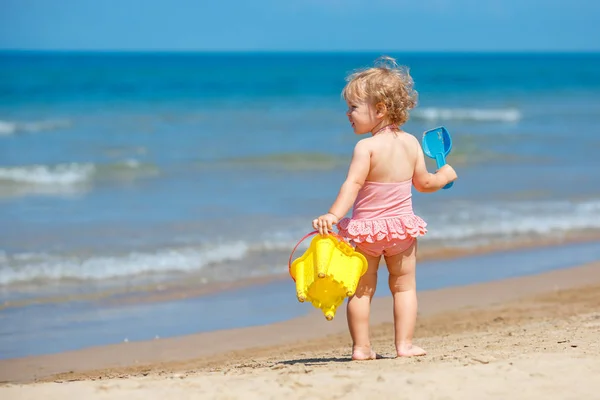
[1,262,599,399]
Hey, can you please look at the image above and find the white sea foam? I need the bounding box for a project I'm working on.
[1,199,599,287]
[412,107,521,122]
[0,121,17,135]
[0,160,152,187]
[0,163,95,185]
[423,199,600,241]
[257,200,600,249]
[0,242,249,286]
[0,119,71,135]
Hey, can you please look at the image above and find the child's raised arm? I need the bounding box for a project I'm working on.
[412,144,457,193]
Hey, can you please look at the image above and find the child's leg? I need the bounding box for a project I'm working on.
[384,240,426,357]
[346,249,380,360]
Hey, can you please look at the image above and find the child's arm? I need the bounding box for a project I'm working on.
[412,145,457,193]
[330,140,370,217]
[313,140,370,235]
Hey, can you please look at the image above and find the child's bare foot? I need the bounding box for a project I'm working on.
[352,345,377,361]
[396,343,426,357]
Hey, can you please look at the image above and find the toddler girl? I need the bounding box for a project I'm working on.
[312,56,457,360]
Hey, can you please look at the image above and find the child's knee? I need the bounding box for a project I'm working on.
[356,273,377,296]
[388,273,415,293]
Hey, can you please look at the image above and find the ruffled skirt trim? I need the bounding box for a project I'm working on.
[338,214,427,243]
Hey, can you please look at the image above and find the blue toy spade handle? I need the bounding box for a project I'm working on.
[435,153,454,190]
[435,153,446,168]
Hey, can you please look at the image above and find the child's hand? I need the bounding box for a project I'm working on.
[439,164,458,184]
[312,213,339,236]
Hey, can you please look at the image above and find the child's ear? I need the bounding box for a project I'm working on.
[376,102,387,117]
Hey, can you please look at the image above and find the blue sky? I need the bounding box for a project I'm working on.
[1,0,599,52]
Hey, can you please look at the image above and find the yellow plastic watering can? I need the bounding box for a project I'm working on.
[288,231,368,320]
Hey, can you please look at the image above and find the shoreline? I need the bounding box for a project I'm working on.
[1,237,599,364]
[1,261,599,384]
[3,231,600,312]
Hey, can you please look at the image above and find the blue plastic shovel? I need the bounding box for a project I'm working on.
[422,126,454,189]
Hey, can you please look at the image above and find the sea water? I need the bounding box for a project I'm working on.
[1,51,599,303]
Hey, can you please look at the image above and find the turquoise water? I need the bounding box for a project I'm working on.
[1,52,600,301]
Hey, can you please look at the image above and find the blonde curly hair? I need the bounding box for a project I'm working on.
[342,56,418,126]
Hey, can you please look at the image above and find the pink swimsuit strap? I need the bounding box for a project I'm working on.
[351,179,414,219]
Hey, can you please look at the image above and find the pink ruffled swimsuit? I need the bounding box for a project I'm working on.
[337,179,427,257]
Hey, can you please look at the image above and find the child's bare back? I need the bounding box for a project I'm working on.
[358,128,456,190]
[361,129,420,183]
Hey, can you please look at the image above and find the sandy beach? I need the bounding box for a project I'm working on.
[1,261,599,399]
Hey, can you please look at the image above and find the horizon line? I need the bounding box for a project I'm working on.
[1,48,600,55]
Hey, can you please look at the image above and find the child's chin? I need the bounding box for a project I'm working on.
[351,125,367,135]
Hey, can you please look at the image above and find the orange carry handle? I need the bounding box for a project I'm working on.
[288,230,346,281]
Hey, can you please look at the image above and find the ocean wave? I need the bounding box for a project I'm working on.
[423,199,600,241]
[0,230,314,287]
[412,107,521,122]
[260,200,600,249]
[0,160,158,187]
[0,163,94,185]
[0,119,71,136]
[1,199,599,287]
[254,200,600,249]
[0,242,249,286]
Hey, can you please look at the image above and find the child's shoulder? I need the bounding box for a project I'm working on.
[400,131,420,147]
[355,135,376,145]
[400,130,418,140]
[353,137,373,152]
